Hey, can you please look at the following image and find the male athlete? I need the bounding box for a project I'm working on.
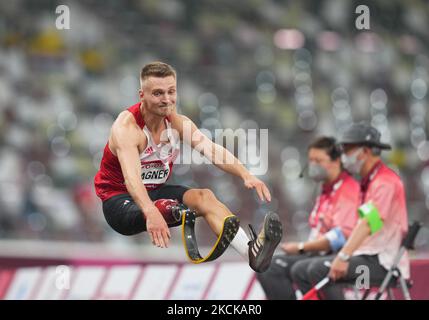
[94,61,282,272]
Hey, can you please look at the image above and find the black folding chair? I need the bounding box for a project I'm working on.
[360,221,422,300]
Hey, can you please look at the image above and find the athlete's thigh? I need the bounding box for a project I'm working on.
[148,184,190,203]
[102,194,147,235]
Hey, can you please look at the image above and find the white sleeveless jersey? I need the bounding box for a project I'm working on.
[140,119,180,190]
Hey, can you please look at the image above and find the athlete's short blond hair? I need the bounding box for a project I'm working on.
[140,61,176,86]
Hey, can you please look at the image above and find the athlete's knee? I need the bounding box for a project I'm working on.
[186,188,217,208]
[197,188,216,201]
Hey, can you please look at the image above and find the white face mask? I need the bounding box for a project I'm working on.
[341,148,364,175]
[308,163,329,182]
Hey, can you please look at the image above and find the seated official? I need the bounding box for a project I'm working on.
[257,137,360,300]
[292,124,410,300]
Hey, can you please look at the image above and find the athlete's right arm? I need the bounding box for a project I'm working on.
[110,113,171,248]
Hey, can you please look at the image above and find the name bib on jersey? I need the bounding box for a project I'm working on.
[141,161,170,185]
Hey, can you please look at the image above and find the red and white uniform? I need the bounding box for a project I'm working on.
[354,161,410,279]
[94,103,180,201]
[308,171,360,241]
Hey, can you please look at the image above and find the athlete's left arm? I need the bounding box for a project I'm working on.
[170,114,271,202]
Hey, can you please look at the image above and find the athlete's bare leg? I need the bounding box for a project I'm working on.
[182,188,250,261]
[182,188,282,272]
[182,188,231,236]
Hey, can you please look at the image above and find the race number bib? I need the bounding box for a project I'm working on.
[140,161,170,185]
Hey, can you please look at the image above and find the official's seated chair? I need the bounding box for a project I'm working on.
[358,221,422,300]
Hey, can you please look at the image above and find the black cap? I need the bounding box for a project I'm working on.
[339,123,392,150]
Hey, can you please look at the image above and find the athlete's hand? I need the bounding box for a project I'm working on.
[243,175,271,202]
[145,205,171,248]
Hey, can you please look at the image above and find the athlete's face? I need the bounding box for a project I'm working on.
[139,76,177,117]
